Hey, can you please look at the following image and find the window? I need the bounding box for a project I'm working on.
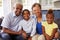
[22,0,39,10]
[39,0,52,6]
[0,0,3,17]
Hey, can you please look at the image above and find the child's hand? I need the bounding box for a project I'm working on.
[50,36,53,40]
[45,34,51,40]
[22,32,27,39]
[28,37,32,40]
[17,30,22,35]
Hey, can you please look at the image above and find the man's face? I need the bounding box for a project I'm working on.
[14,4,22,16]
[46,14,54,24]
[32,6,41,17]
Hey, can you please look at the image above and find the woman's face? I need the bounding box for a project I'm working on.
[32,5,41,17]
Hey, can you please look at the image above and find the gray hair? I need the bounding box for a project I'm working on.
[13,2,23,8]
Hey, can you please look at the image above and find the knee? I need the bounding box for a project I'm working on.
[16,35,24,40]
[38,35,45,40]
[1,33,10,39]
[54,32,59,38]
[32,35,38,40]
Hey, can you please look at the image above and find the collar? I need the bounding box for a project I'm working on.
[12,11,22,17]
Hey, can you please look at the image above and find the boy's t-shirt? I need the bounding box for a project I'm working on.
[42,21,58,36]
[18,18,36,37]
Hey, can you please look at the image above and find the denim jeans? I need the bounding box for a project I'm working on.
[1,33,24,40]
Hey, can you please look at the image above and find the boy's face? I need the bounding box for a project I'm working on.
[32,5,41,17]
[23,11,30,20]
[46,14,54,24]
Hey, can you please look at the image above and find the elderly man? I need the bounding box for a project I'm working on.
[1,2,23,40]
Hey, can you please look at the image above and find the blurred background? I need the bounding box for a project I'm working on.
[0,0,60,17]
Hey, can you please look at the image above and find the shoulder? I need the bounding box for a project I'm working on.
[42,21,47,27]
[4,12,13,18]
[30,18,36,22]
[19,19,24,23]
[53,22,58,28]
[42,21,47,24]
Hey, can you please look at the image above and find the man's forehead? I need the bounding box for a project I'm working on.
[16,4,22,7]
[15,4,22,9]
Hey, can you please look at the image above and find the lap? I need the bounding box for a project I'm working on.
[32,34,45,40]
[1,33,24,40]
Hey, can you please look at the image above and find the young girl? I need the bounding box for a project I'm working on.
[42,9,58,40]
[19,9,36,40]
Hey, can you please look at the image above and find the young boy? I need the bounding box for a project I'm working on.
[19,9,36,40]
[42,9,59,40]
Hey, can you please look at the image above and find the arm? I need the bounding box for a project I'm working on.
[22,30,28,39]
[30,19,36,37]
[42,26,46,37]
[3,27,22,35]
[19,21,28,39]
[42,26,51,40]
[1,15,22,35]
[50,28,58,39]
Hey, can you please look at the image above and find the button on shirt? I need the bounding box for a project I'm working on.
[19,18,36,37]
[1,12,23,32]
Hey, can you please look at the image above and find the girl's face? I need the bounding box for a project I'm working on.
[46,14,54,24]
[23,11,30,20]
[32,5,41,17]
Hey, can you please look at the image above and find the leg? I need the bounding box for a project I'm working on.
[38,34,45,40]
[54,32,59,39]
[15,35,24,40]
[53,32,59,40]
[32,34,39,40]
[10,34,16,40]
[1,33,11,40]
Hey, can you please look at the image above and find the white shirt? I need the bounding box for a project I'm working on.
[1,12,23,32]
[19,18,36,37]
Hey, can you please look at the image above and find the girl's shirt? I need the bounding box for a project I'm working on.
[42,21,58,36]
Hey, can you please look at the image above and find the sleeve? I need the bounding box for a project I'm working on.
[42,21,45,26]
[54,23,58,28]
[30,19,36,37]
[18,21,22,31]
[1,15,10,28]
